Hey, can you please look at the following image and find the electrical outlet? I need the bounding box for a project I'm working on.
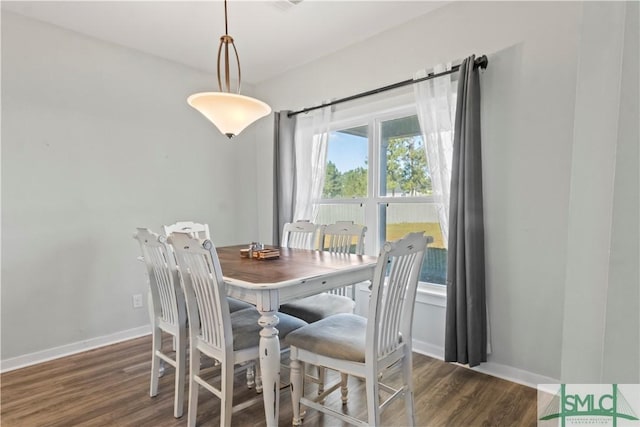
[132,294,143,308]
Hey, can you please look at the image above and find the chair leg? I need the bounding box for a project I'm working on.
[402,352,416,426]
[317,366,326,402]
[187,345,200,427]
[365,371,380,427]
[173,329,186,418]
[246,363,255,389]
[150,325,161,397]
[255,361,263,394]
[340,373,349,404]
[220,360,234,427]
[290,353,303,426]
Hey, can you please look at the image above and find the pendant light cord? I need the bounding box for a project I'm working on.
[224,0,229,35]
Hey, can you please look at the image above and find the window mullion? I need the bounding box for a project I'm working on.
[367,116,380,256]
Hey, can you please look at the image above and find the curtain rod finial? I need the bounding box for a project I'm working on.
[475,55,488,70]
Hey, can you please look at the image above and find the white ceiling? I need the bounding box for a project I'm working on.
[2,0,447,84]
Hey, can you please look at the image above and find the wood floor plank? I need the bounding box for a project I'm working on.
[1,335,537,426]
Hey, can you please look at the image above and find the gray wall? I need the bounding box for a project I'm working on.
[559,1,639,384]
[253,1,639,383]
[602,1,639,383]
[1,11,260,360]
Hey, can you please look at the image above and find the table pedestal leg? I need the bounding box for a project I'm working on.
[258,310,280,427]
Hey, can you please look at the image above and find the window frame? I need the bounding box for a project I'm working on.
[315,103,446,290]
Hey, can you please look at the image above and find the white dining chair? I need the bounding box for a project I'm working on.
[320,221,367,255]
[163,221,252,313]
[162,221,210,240]
[163,221,258,388]
[168,233,308,427]
[280,220,320,250]
[133,228,187,418]
[318,221,367,297]
[286,232,432,427]
[279,221,367,396]
[280,221,366,323]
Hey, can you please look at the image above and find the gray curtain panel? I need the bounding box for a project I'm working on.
[444,55,487,367]
[273,111,297,245]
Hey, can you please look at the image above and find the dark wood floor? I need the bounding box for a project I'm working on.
[1,335,537,426]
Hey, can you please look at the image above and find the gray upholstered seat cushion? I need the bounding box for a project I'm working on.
[284,313,367,362]
[227,297,253,313]
[231,308,308,351]
[279,293,356,324]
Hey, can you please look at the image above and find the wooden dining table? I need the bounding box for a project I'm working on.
[216,245,377,427]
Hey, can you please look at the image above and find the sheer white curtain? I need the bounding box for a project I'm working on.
[292,107,332,222]
[413,64,457,247]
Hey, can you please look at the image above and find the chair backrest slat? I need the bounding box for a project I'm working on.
[367,232,432,361]
[169,233,232,354]
[150,246,176,324]
[281,221,320,250]
[133,228,184,326]
[318,221,367,297]
[319,221,367,255]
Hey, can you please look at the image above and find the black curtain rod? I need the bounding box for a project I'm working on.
[288,55,488,117]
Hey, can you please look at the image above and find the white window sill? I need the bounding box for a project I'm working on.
[416,282,447,307]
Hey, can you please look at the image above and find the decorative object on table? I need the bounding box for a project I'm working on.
[187,0,271,139]
[253,248,280,260]
[248,241,263,257]
[240,243,280,260]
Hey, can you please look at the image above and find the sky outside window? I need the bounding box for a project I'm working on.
[327,130,368,173]
[323,126,369,199]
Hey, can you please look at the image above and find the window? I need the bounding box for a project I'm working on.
[314,107,448,286]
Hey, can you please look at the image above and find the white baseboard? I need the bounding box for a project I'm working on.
[0,325,151,373]
[1,326,560,389]
[411,338,560,389]
[472,361,559,388]
[412,340,445,360]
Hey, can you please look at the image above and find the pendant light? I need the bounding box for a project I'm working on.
[188,0,271,139]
